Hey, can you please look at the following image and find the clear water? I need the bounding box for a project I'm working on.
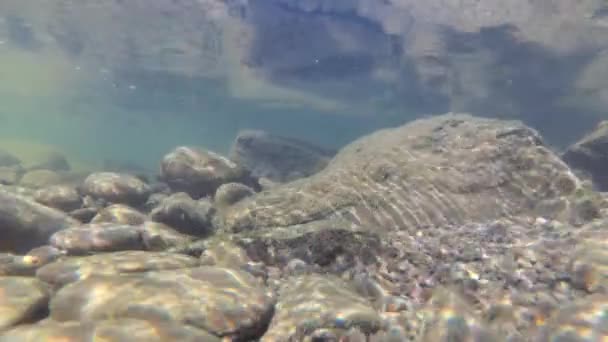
[0,1,607,171]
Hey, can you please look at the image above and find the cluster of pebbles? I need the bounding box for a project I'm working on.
[0,113,607,341]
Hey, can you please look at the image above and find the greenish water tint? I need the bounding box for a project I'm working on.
[0,1,607,171]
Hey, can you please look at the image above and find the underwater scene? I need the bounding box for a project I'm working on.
[0,1,608,341]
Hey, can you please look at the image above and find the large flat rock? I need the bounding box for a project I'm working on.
[223,114,583,233]
[49,266,275,340]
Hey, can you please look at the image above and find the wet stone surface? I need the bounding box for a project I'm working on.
[535,294,608,341]
[49,223,146,255]
[0,149,21,168]
[91,204,147,225]
[149,192,217,237]
[0,246,64,277]
[0,318,222,342]
[230,218,381,270]
[213,182,255,209]
[49,266,275,340]
[0,189,79,254]
[223,114,583,233]
[230,129,335,183]
[49,221,195,255]
[19,169,64,189]
[33,185,82,212]
[81,172,151,207]
[28,151,71,172]
[0,165,23,185]
[159,146,256,199]
[198,238,268,281]
[138,221,196,252]
[0,277,49,332]
[262,274,382,341]
[563,120,608,191]
[36,251,200,289]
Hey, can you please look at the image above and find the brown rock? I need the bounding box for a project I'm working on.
[49,267,275,340]
[19,170,63,189]
[159,146,256,199]
[34,185,82,212]
[91,204,147,225]
[81,172,151,206]
[0,277,49,332]
[0,318,221,341]
[0,190,79,254]
[223,114,584,233]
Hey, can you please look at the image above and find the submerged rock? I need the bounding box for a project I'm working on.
[198,239,268,280]
[419,288,501,341]
[536,294,608,341]
[159,146,256,198]
[230,129,335,182]
[102,158,149,177]
[149,192,216,237]
[49,266,275,339]
[199,239,252,269]
[562,120,608,191]
[19,170,63,189]
[567,228,608,293]
[0,318,221,342]
[0,246,64,277]
[36,251,200,289]
[138,221,196,252]
[229,218,380,269]
[214,182,255,209]
[49,222,194,255]
[81,172,151,206]
[68,207,99,223]
[91,204,147,225]
[262,274,382,340]
[224,113,583,233]
[0,190,79,254]
[0,277,49,332]
[33,185,82,212]
[0,166,23,185]
[28,151,70,172]
[49,223,146,255]
[0,150,21,168]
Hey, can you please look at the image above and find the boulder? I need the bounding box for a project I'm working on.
[159,146,257,199]
[562,121,608,191]
[81,172,151,207]
[0,277,50,332]
[90,204,147,225]
[230,130,335,182]
[0,190,79,254]
[0,150,21,168]
[223,114,584,233]
[36,251,200,289]
[49,222,195,255]
[19,170,63,189]
[28,151,70,172]
[213,182,255,210]
[261,274,382,341]
[0,246,64,277]
[33,185,82,212]
[49,267,275,340]
[150,193,216,237]
[0,319,221,341]
[0,166,23,185]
